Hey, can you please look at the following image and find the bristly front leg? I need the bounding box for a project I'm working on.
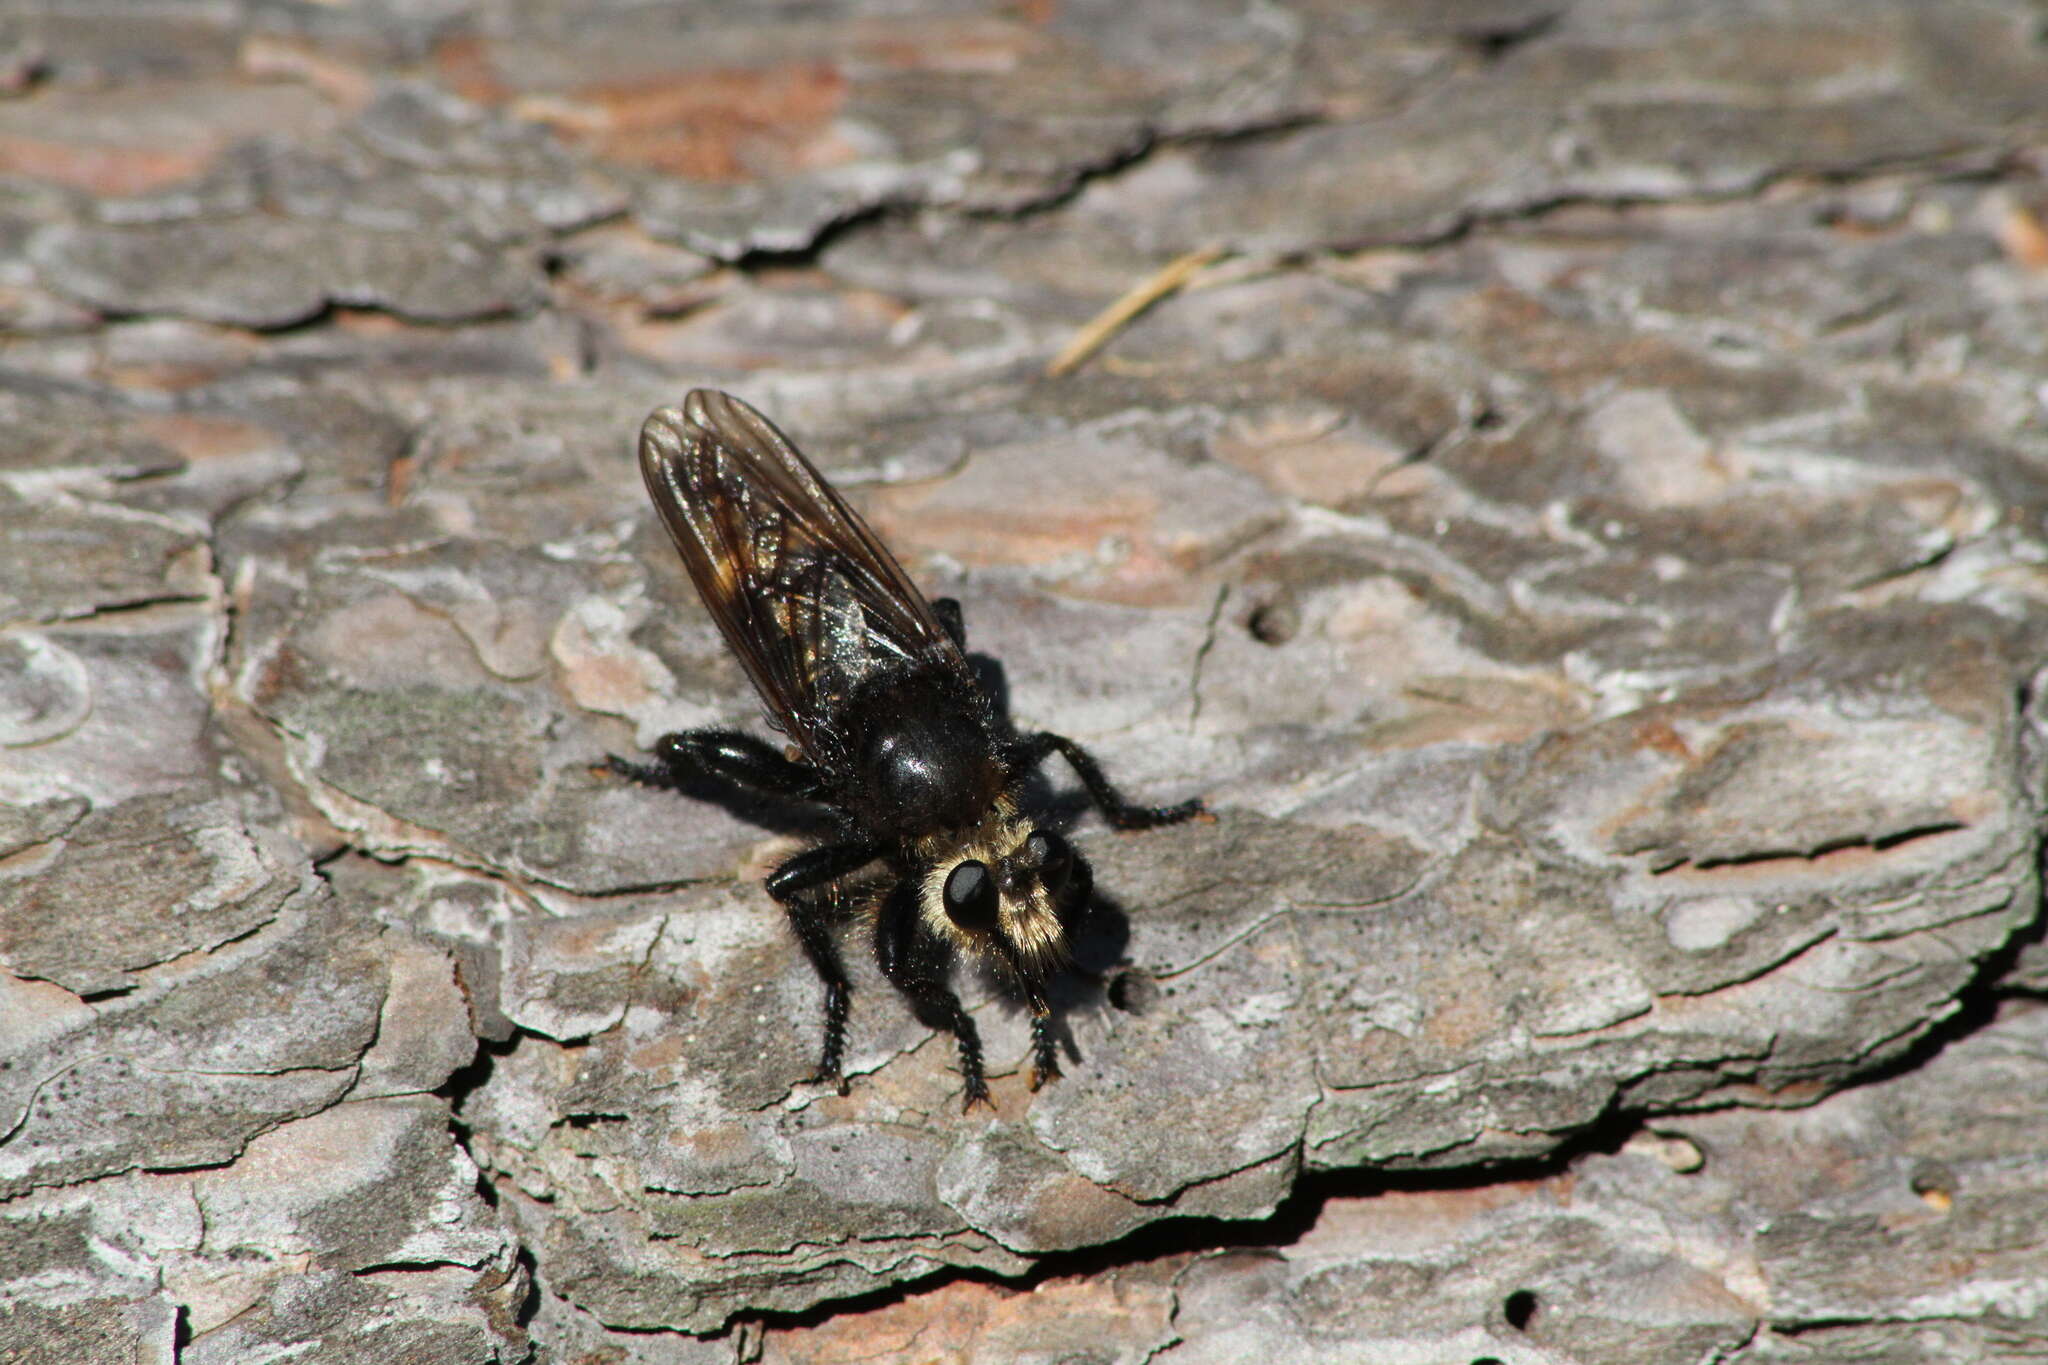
[1027,997,1061,1091]
[1032,856,1096,1090]
[876,882,991,1112]
[1013,731,1205,830]
[768,841,881,1094]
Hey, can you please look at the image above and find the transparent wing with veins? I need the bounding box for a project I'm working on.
[637,389,970,778]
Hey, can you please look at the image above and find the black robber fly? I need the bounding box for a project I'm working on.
[607,390,1203,1111]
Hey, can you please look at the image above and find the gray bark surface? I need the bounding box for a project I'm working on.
[2,2,2046,1361]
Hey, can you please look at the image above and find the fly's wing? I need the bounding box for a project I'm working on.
[638,389,969,775]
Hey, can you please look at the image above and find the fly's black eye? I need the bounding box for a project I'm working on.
[942,860,998,931]
[1026,830,1073,896]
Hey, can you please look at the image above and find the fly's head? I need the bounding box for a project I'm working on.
[918,804,1081,979]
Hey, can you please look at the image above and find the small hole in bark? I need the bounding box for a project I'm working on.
[1471,1358,1505,1365]
[1504,1288,1539,1330]
[1246,598,1299,645]
[1910,1164,1955,1212]
[1107,969,1158,1013]
[1457,11,1556,60]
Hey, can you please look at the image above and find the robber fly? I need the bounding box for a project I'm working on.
[606,390,1203,1110]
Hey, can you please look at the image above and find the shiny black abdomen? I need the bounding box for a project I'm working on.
[836,664,1003,838]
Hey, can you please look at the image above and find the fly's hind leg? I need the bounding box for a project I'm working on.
[604,728,822,800]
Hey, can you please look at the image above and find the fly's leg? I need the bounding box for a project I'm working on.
[784,893,854,1092]
[1027,998,1062,1091]
[604,728,822,800]
[768,841,882,1093]
[932,596,966,650]
[876,882,991,1112]
[1013,731,1205,830]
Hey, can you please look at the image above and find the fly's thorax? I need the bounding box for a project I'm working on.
[843,666,1003,837]
[914,796,1070,974]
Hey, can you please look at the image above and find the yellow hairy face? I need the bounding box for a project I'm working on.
[914,796,1069,976]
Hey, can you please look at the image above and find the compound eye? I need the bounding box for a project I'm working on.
[1026,830,1073,896]
[942,860,998,931]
